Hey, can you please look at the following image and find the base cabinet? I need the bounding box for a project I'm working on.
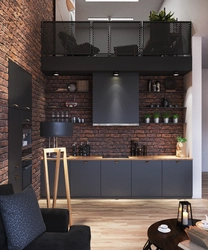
[70,160,100,197]
[132,160,162,197]
[40,159,192,198]
[162,160,192,197]
[41,161,70,198]
[101,160,131,197]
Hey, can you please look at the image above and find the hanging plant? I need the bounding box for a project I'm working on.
[149,8,177,22]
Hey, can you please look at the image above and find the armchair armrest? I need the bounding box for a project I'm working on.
[41,208,69,232]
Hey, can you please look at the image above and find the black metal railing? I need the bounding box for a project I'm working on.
[41,21,191,57]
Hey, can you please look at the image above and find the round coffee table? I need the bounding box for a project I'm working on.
[143,218,199,250]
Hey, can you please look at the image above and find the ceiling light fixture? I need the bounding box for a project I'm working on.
[54,71,59,76]
[86,0,138,2]
[173,72,179,77]
[113,71,119,77]
[88,17,109,21]
[110,17,134,21]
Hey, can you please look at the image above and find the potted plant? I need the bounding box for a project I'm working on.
[144,114,151,123]
[173,114,179,123]
[176,136,187,157]
[149,8,176,22]
[162,112,171,123]
[153,112,160,123]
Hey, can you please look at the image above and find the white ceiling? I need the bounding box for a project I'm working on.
[56,0,208,68]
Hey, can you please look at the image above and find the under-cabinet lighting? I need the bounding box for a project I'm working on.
[113,71,119,76]
[86,0,138,2]
[173,72,179,77]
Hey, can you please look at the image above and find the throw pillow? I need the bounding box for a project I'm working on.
[0,185,46,250]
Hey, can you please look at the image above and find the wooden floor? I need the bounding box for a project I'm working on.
[39,172,208,250]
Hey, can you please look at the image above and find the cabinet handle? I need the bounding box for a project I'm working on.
[145,161,149,163]
[14,164,19,169]
[13,104,19,108]
[25,106,30,110]
[176,161,180,163]
[24,119,30,122]
[15,175,19,180]
[115,161,118,164]
[84,161,87,164]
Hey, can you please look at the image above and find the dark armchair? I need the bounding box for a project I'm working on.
[0,184,91,250]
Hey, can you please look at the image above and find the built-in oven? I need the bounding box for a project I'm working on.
[22,124,32,190]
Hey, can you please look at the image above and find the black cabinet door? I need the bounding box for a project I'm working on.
[162,160,192,197]
[8,108,22,174]
[70,160,100,197]
[41,161,71,198]
[8,60,32,110]
[9,169,22,193]
[101,160,131,197]
[132,160,162,197]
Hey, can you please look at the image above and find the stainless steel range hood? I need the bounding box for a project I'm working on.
[92,72,139,126]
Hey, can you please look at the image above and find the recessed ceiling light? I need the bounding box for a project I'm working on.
[88,17,109,21]
[86,0,138,2]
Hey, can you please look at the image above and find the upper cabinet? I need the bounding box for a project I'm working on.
[8,60,32,111]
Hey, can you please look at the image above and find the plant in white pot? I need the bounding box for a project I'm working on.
[163,112,171,123]
[176,136,187,157]
[153,112,160,123]
[144,114,151,123]
[173,114,179,123]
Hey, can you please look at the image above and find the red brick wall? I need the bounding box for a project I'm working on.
[45,75,184,156]
[0,0,53,195]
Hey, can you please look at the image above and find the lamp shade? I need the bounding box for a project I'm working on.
[40,122,73,137]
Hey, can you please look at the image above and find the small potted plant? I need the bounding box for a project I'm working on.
[153,112,160,123]
[173,114,179,123]
[144,114,151,123]
[163,112,171,123]
[176,136,187,157]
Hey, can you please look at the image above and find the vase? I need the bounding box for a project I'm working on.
[145,118,150,123]
[173,118,178,123]
[176,142,186,157]
[154,118,159,123]
[164,118,169,123]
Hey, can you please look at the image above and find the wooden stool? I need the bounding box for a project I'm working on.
[43,147,72,226]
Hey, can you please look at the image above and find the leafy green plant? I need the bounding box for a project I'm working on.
[144,114,151,118]
[163,112,171,118]
[153,112,160,118]
[149,8,176,22]
[173,114,179,119]
[177,136,187,143]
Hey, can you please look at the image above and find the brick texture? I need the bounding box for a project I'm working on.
[0,0,53,196]
[45,75,184,157]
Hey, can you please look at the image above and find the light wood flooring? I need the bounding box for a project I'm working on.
[39,172,208,250]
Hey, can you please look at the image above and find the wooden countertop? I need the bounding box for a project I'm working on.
[66,155,192,160]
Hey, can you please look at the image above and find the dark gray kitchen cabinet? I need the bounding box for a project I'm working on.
[41,161,71,198]
[70,160,100,197]
[8,60,32,111]
[162,160,192,197]
[9,168,23,194]
[101,160,131,197]
[8,108,22,174]
[132,160,162,197]
[8,60,32,193]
